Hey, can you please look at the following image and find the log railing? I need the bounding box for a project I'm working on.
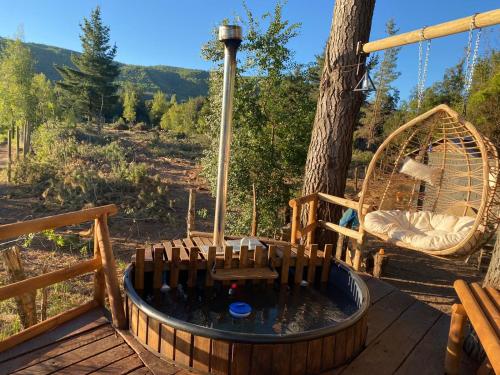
[289,192,372,270]
[0,204,126,352]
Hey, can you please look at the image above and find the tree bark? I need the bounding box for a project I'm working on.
[302,0,376,244]
[484,231,500,288]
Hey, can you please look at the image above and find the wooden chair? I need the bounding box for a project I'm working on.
[444,279,500,374]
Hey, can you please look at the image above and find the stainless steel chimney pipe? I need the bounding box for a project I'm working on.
[213,25,242,248]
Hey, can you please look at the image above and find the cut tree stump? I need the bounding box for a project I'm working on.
[0,246,38,328]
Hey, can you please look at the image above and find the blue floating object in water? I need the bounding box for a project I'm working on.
[229,302,252,318]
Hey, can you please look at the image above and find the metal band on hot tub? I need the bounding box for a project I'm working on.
[123,260,370,344]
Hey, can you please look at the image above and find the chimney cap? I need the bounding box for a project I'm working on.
[218,25,242,42]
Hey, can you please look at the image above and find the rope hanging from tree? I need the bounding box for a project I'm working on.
[416,27,431,110]
[462,14,482,114]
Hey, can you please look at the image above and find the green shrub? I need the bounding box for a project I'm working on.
[12,121,171,220]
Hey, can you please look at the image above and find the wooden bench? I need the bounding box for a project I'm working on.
[444,279,500,374]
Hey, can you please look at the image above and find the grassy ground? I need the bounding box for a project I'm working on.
[0,126,214,340]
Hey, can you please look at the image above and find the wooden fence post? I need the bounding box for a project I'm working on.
[290,201,301,245]
[187,188,196,236]
[307,195,318,245]
[96,213,126,329]
[354,167,358,192]
[16,126,20,161]
[251,183,258,236]
[23,123,27,157]
[7,130,12,183]
[0,246,37,328]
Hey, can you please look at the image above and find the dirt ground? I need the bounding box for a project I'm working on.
[0,130,490,318]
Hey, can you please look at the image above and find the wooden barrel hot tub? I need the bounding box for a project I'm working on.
[124,249,369,375]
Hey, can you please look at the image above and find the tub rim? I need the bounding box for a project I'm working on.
[123,259,370,344]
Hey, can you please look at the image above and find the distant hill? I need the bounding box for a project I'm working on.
[0,37,209,101]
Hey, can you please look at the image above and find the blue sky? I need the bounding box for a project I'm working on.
[0,0,498,101]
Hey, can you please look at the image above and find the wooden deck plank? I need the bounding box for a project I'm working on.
[89,353,145,374]
[394,314,450,375]
[52,343,134,374]
[364,276,396,304]
[127,367,153,375]
[0,308,109,363]
[14,334,124,374]
[366,290,415,345]
[339,301,442,374]
[1,325,115,373]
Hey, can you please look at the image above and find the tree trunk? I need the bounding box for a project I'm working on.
[484,232,500,288]
[1,246,38,328]
[302,0,376,244]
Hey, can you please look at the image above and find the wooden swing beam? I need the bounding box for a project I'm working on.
[361,9,500,53]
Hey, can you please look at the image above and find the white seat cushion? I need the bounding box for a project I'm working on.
[364,210,475,251]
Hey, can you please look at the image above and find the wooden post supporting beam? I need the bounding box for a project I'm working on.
[361,9,500,53]
[96,213,126,329]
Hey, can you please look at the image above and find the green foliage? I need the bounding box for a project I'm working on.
[56,6,119,122]
[149,90,168,126]
[356,19,401,150]
[467,51,500,145]
[0,37,36,134]
[122,83,139,123]
[201,2,317,236]
[12,121,172,220]
[160,96,204,133]
[0,37,209,102]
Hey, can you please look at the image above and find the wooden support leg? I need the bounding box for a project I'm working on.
[335,233,345,261]
[444,303,467,375]
[353,242,363,272]
[96,214,126,329]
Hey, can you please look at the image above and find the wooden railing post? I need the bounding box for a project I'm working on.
[306,195,318,245]
[93,219,105,306]
[187,188,196,237]
[290,200,301,245]
[96,213,126,329]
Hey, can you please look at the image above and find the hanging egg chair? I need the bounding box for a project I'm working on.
[358,104,499,256]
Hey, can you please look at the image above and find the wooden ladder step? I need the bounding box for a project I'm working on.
[210,267,278,281]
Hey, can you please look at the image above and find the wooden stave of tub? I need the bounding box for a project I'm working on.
[124,261,370,375]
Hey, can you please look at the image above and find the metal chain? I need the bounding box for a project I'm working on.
[417,27,431,110]
[463,28,482,103]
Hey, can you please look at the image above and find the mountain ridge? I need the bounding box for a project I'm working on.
[0,37,209,101]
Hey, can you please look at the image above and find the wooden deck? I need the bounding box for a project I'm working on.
[0,276,477,375]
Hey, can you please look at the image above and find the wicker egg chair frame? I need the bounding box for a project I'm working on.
[358,104,500,256]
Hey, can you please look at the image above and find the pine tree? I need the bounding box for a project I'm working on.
[56,6,119,124]
[358,19,401,150]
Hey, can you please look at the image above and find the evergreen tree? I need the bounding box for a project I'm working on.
[357,19,401,150]
[56,6,119,124]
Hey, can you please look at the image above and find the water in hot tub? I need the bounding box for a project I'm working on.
[142,282,358,335]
